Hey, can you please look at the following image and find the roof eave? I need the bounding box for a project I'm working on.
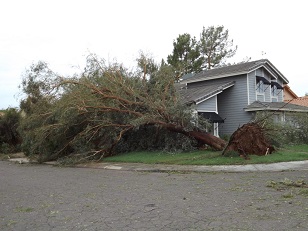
[182,59,289,84]
[264,60,289,84]
[244,108,308,112]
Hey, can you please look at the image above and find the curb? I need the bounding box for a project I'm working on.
[6,158,308,173]
[76,161,308,173]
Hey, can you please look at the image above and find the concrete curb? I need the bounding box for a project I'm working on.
[76,161,308,173]
[7,158,308,173]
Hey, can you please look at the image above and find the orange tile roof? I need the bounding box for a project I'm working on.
[289,96,308,107]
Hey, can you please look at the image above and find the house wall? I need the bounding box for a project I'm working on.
[247,72,256,104]
[283,85,298,102]
[196,95,217,112]
[257,95,264,101]
[284,88,297,101]
[188,74,253,135]
[217,85,253,135]
[263,69,272,102]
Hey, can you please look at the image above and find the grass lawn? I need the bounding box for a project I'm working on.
[103,144,308,165]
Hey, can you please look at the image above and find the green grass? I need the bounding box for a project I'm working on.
[103,144,308,165]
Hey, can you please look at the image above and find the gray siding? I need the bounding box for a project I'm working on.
[263,69,272,102]
[197,95,217,112]
[247,72,256,104]
[257,94,264,101]
[256,68,262,76]
[217,87,253,135]
[188,74,252,135]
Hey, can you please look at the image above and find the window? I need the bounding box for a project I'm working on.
[271,84,278,102]
[256,80,264,93]
[271,84,277,96]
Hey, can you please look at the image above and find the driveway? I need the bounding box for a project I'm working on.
[0,161,307,230]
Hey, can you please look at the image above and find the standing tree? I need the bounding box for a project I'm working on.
[167,26,237,79]
[167,33,203,79]
[136,51,158,81]
[199,25,237,69]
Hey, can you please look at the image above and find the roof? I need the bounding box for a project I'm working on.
[245,101,308,112]
[179,81,235,104]
[288,96,308,107]
[182,59,289,84]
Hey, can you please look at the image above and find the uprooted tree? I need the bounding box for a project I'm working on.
[19,54,227,162]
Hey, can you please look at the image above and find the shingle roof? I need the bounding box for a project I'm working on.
[179,81,235,104]
[182,59,288,84]
[245,101,308,112]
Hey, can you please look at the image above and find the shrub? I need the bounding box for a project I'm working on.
[114,125,197,154]
[255,111,308,147]
[0,108,22,153]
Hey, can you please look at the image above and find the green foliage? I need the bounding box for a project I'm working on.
[285,112,308,144]
[167,26,237,79]
[254,111,308,147]
[199,25,237,69]
[114,125,197,153]
[0,108,22,153]
[167,33,203,78]
[19,61,59,114]
[136,52,159,80]
[19,99,90,162]
[18,54,198,162]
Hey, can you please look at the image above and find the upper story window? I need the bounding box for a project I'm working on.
[256,76,270,95]
[256,80,264,94]
[271,81,283,102]
[271,84,278,96]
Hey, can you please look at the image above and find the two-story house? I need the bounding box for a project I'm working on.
[179,59,308,137]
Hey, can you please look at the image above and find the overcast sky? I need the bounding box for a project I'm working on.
[1,0,307,109]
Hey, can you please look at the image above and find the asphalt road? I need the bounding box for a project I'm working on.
[0,161,307,231]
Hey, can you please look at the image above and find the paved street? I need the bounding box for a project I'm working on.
[0,161,307,231]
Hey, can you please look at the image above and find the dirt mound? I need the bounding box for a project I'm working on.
[222,122,274,158]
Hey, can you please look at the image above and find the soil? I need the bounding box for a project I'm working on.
[223,122,274,158]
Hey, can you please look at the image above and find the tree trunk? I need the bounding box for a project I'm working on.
[155,122,226,151]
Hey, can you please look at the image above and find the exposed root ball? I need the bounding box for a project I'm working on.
[222,122,274,158]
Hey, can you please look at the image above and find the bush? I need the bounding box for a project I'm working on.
[255,111,308,147]
[284,112,308,144]
[114,125,197,154]
[0,108,22,153]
